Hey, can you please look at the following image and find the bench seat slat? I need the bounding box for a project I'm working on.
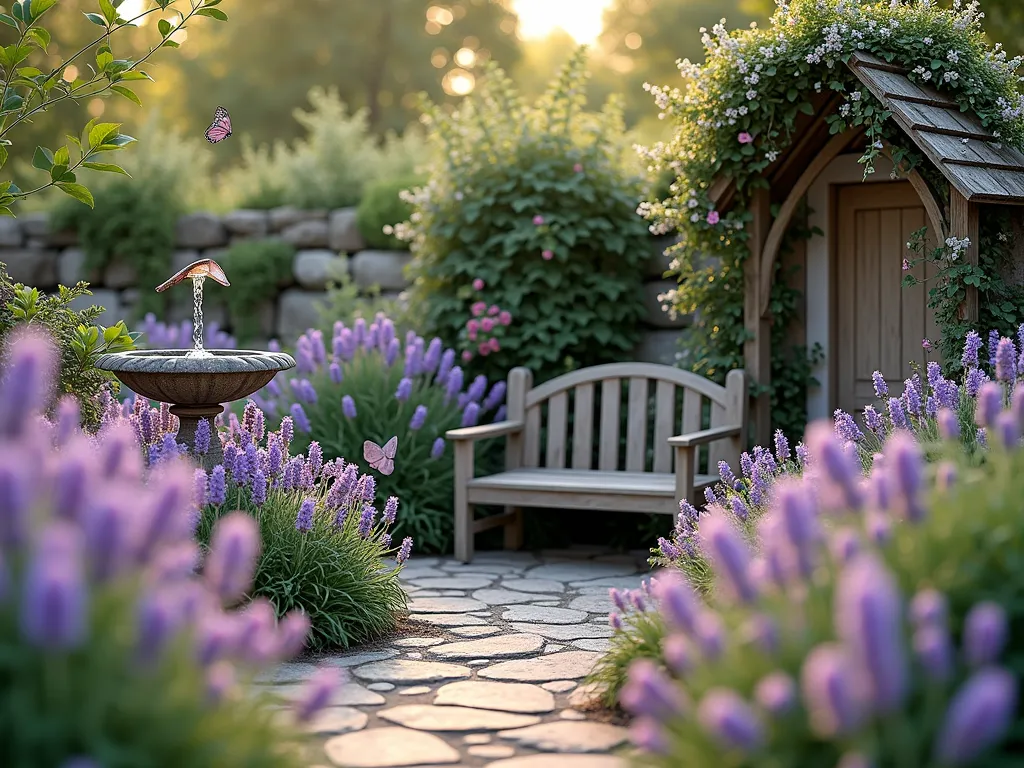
[467,468,718,496]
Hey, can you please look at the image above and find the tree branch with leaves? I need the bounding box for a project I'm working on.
[0,0,228,214]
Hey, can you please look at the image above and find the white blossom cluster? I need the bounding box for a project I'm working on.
[945,235,971,260]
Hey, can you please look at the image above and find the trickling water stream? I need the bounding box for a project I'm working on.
[185,276,213,359]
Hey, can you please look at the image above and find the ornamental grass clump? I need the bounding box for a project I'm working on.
[194,401,411,650]
[0,330,337,768]
[621,420,1024,767]
[254,313,505,554]
[400,48,651,385]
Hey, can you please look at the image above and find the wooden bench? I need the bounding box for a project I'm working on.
[445,363,747,562]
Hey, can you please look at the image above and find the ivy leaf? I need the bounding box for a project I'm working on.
[111,85,141,106]
[56,182,94,207]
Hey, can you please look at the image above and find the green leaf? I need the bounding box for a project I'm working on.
[87,122,120,150]
[196,7,227,20]
[56,182,94,207]
[0,145,7,170]
[0,207,14,218]
[98,0,117,24]
[31,145,54,171]
[96,45,113,71]
[158,18,171,36]
[161,38,180,48]
[49,164,68,181]
[82,161,130,176]
[53,145,69,166]
[30,0,58,16]
[116,70,151,82]
[82,11,107,26]
[111,85,141,106]
[25,27,49,49]
[0,13,18,28]
[65,134,82,152]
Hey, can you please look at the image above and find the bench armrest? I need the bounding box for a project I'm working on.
[668,424,742,449]
[446,420,524,442]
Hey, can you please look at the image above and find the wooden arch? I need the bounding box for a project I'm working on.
[755,134,947,318]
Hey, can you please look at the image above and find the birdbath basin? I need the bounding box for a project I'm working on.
[93,258,295,470]
[94,348,294,469]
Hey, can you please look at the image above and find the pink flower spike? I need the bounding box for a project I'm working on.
[471,301,486,317]
[489,337,500,352]
[499,311,512,326]
[542,249,554,261]
[481,318,495,332]
[466,319,479,333]
[478,343,491,356]
[707,211,720,225]
[472,278,485,291]
[574,163,584,173]
[461,350,473,363]
[488,305,500,316]
[738,132,754,144]
[533,215,545,226]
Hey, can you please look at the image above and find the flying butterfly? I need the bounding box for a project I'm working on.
[205,106,233,144]
[363,436,398,476]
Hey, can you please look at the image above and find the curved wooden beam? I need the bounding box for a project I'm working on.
[881,145,947,245]
[758,127,861,318]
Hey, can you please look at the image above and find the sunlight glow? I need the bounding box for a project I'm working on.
[511,0,615,43]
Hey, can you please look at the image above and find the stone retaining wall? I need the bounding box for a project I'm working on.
[0,208,688,363]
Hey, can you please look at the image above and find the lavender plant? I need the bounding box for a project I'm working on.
[194,402,410,649]
[254,314,506,553]
[0,330,337,767]
[137,312,237,350]
[621,421,1022,767]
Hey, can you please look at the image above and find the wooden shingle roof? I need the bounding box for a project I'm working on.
[848,50,1024,204]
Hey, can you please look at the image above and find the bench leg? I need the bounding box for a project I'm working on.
[503,506,524,550]
[454,440,474,563]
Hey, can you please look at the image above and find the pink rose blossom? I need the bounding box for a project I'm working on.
[707,211,720,225]
[461,350,473,362]
[488,337,500,352]
[467,319,479,332]
[574,163,584,173]
[481,318,495,332]
[542,249,554,261]
[738,132,753,144]
[498,310,512,326]
[472,278,485,291]
[468,329,477,341]
[471,301,487,317]
[533,215,545,226]
[479,343,491,356]
[488,305,500,316]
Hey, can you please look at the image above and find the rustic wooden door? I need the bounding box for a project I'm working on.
[833,181,941,414]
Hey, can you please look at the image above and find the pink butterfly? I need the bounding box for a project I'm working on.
[205,106,232,144]
[364,436,398,476]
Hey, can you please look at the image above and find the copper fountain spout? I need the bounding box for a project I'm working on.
[155,258,230,293]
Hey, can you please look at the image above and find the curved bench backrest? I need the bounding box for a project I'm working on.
[504,363,746,474]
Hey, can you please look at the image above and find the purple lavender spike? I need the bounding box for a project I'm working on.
[698,511,757,603]
[801,643,866,737]
[754,671,796,716]
[934,668,1017,765]
[19,524,87,650]
[204,513,260,604]
[963,602,1008,668]
[697,688,764,752]
[621,659,689,720]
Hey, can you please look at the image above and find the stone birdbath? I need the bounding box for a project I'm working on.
[94,259,295,470]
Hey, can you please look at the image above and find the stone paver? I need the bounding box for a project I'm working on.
[479,652,602,682]
[323,727,460,767]
[434,681,555,714]
[379,704,541,731]
[429,634,544,660]
[497,722,630,753]
[261,551,650,765]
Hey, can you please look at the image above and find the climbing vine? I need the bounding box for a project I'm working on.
[639,0,1024,436]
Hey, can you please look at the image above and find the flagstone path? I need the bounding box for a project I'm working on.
[258,548,657,767]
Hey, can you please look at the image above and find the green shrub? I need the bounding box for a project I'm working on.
[356,176,422,250]
[399,48,651,385]
[221,240,296,342]
[190,402,410,649]
[0,264,136,429]
[315,260,410,332]
[220,88,424,211]
[0,331,318,768]
[256,317,504,553]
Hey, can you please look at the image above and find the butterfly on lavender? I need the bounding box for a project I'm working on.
[205,106,232,144]
[363,436,398,476]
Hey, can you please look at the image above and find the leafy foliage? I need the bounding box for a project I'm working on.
[219,239,295,342]
[255,317,504,553]
[0,262,136,428]
[0,0,228,212]
[218,88,424,211]
[356,175,422,250]
[401,49,651,385]
[641,0,1024,437]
